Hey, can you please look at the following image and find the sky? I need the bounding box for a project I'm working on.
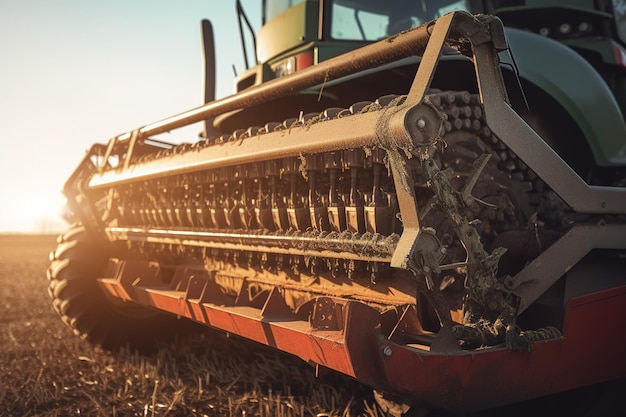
[0,0,259,233]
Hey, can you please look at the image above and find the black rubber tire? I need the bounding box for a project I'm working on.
[47,224,192,352]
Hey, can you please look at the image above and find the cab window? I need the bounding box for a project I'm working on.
[330,0,470,40]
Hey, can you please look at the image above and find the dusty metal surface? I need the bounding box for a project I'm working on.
[473,42,626,215]
[508,223,626,313]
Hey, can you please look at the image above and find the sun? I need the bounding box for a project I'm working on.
[22,190,68,234]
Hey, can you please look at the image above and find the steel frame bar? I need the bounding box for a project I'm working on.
[510,223,626,313]
[110,19,434,143]
[89,109,386,188]
[473,42,626,215]
[105,226,396,263]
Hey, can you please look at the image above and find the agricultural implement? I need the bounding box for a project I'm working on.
[48,1,626,413]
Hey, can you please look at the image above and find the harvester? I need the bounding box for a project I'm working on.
[48,0,626,412]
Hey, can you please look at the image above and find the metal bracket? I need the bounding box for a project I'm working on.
[388,12,454,270]
[473,41,626,215]
[509,223,626,313]
[123,129,141,171]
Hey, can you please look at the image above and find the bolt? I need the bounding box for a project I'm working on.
[416,119,426,129]
[503,276,518,290]
[382,346,393,357]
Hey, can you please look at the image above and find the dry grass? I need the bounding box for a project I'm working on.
[0,235,381,416]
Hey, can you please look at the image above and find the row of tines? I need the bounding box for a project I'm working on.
[118,147,402,237]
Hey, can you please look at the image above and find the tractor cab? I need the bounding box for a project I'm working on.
[215,0,473,132]
[235,0,472,91]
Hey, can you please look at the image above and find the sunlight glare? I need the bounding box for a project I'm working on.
[22,191,67,234]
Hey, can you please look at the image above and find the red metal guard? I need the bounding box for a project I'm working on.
[98,259,626,412]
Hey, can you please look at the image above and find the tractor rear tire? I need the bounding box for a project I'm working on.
[47,224,192,352]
